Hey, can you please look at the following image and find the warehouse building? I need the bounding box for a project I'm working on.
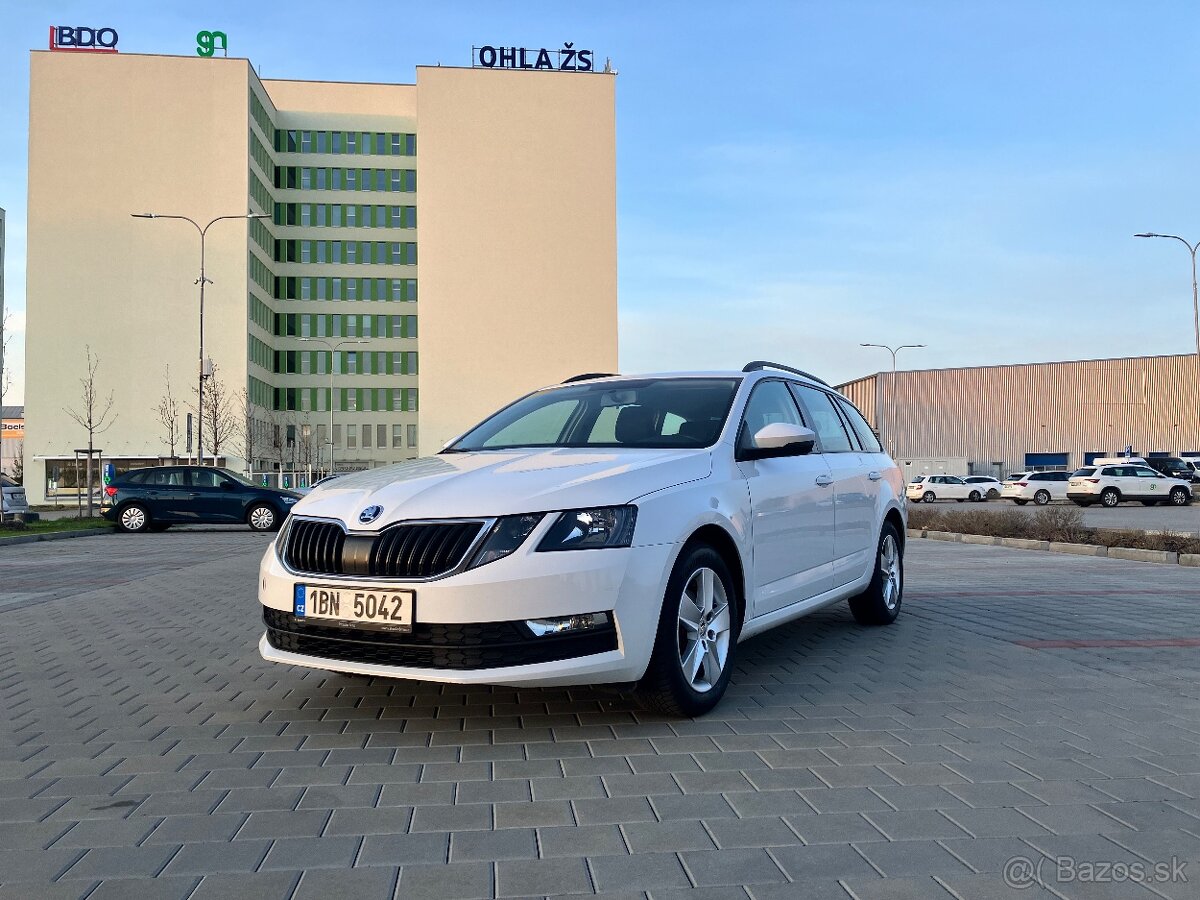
[23,49,616,503]
[837,353,1200,479]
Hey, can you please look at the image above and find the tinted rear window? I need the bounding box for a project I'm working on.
[1072,468,1096,477]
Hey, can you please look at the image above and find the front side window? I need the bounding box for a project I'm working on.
[449,378,741,452]
[837,398,882,453]
[790,384,853,453]
[737,381,804,454]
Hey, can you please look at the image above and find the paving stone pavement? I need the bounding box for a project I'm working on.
[2,531,1200,899]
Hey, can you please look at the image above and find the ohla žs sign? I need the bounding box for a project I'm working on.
[472,43,595,72]
[49,25,119,52]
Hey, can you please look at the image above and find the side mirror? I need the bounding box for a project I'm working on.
[741,423,817,461]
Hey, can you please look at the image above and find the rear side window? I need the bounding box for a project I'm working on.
[124,471,148,485]
[789,384,853,453]
[145,469,185,487]
[835,398,883,453]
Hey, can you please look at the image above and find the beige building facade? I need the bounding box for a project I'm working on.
[24,51,616,503]
[837,354,1200,478]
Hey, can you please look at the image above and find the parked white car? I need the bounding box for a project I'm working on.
[1001,471,1071,505]
[257,363,908,716]
[906,474,988,503]
[1,474,30,520]
[1068,462,1193,508]
[963,475,1003,500]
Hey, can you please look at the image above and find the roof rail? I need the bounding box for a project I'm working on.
[561,372,617,384]
[741,361,830,386]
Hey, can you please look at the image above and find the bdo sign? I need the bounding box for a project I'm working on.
[49,26,119,52]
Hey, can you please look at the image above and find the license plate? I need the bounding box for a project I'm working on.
[294,584,414,632]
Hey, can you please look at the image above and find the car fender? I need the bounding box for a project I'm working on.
[627,469,754,621]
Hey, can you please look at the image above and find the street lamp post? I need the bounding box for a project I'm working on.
[1134,232,1200,371]
[132,212,269,465]
[859,343,926,454]
[299,337,369,474]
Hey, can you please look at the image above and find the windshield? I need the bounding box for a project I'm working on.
[448,378,741,452]
[220,468,257,487]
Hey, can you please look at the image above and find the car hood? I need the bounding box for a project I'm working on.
[292,448,713,527]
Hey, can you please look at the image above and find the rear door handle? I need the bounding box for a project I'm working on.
[815,475,834,487]
[868,471,883,481]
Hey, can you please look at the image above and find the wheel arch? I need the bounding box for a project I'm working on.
[883,507,905,549]
[681,524,747,632]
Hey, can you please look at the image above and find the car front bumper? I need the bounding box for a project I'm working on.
[257,533,680,687]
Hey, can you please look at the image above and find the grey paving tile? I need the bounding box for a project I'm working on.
[704,816,801,848]
[574,796,656,826]
[681,848,788,886]
[839,875,956,898]
[59,845,181,880]
[161,840,270,875]
[855,839,972,876]
[260,835,361,870]
[621,820,715,853]
[768,842,880,880]
[357,832,449,866]
[84,877,201,900]
[865,809,973,841]
[410,803,492,833]
[494,800,574,829]
[292,866,398,900]
[0,848,87,882]
[50,817,160,848]
[1015,804,1134,836]
[496,856,592,897]
[589,852,690,892]
[941,807,1054,839]
[785,812,888,844]
[396,861,493,900]
[651,793,739,821]
[451,827,537,861]
[538,823,627,858]
[142,813,247,844]
[235,810,330,840]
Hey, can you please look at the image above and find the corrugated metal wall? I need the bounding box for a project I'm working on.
[836,354,1200,475]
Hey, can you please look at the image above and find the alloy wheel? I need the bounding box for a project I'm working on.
[880,533,902,611]
[676,567,731,694]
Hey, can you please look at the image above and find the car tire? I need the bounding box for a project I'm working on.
[968,490,982,502]
[1101,488,1121,508]
[987,488,1000,500]
[1170,487,1190,506]
[849,522,904,627]
[637,544,739,718]
[117,503,151,533]
[922,492,935,503]
[1014,499,1029,506]
[1034,490,1051,506]
[247,503,280,532]
[149,523,172,532]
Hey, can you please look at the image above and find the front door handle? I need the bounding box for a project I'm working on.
[868,471,883,481]
[815,475,834,487]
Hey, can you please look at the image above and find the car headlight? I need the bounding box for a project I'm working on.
[537,506,637,552]
[467,514,544,569]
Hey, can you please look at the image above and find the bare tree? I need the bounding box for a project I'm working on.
[193,365,236,463]
[10,439,22,483]
[233,388,264,474]
[155,365,181,460]
[64,346,117,517]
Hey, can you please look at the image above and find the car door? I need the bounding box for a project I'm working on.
[141,467,192,521]
[1050,471,1071,499]
[735,380,836,614]
[186,468,244,522]
[1131,465,1167,499]
[939,476,969,499]
[789,383,876,587]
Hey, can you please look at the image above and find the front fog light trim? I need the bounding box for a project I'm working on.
[525,611,611,637]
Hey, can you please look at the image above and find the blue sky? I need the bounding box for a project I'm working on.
[3,2,1200,405]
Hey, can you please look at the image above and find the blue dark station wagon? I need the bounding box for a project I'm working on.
[102,466,300,532]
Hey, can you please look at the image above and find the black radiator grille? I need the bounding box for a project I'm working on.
[284,519,346,575]
[280,518,484,580]
[369,521,482,578]
[263,607,618,670]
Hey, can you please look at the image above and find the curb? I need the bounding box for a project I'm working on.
[908,530,1195,567]
[0,527,112,547]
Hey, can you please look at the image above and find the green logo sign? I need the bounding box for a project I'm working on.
[196,30,227,58]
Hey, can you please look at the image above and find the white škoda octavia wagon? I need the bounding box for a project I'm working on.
[258,362,908,716]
